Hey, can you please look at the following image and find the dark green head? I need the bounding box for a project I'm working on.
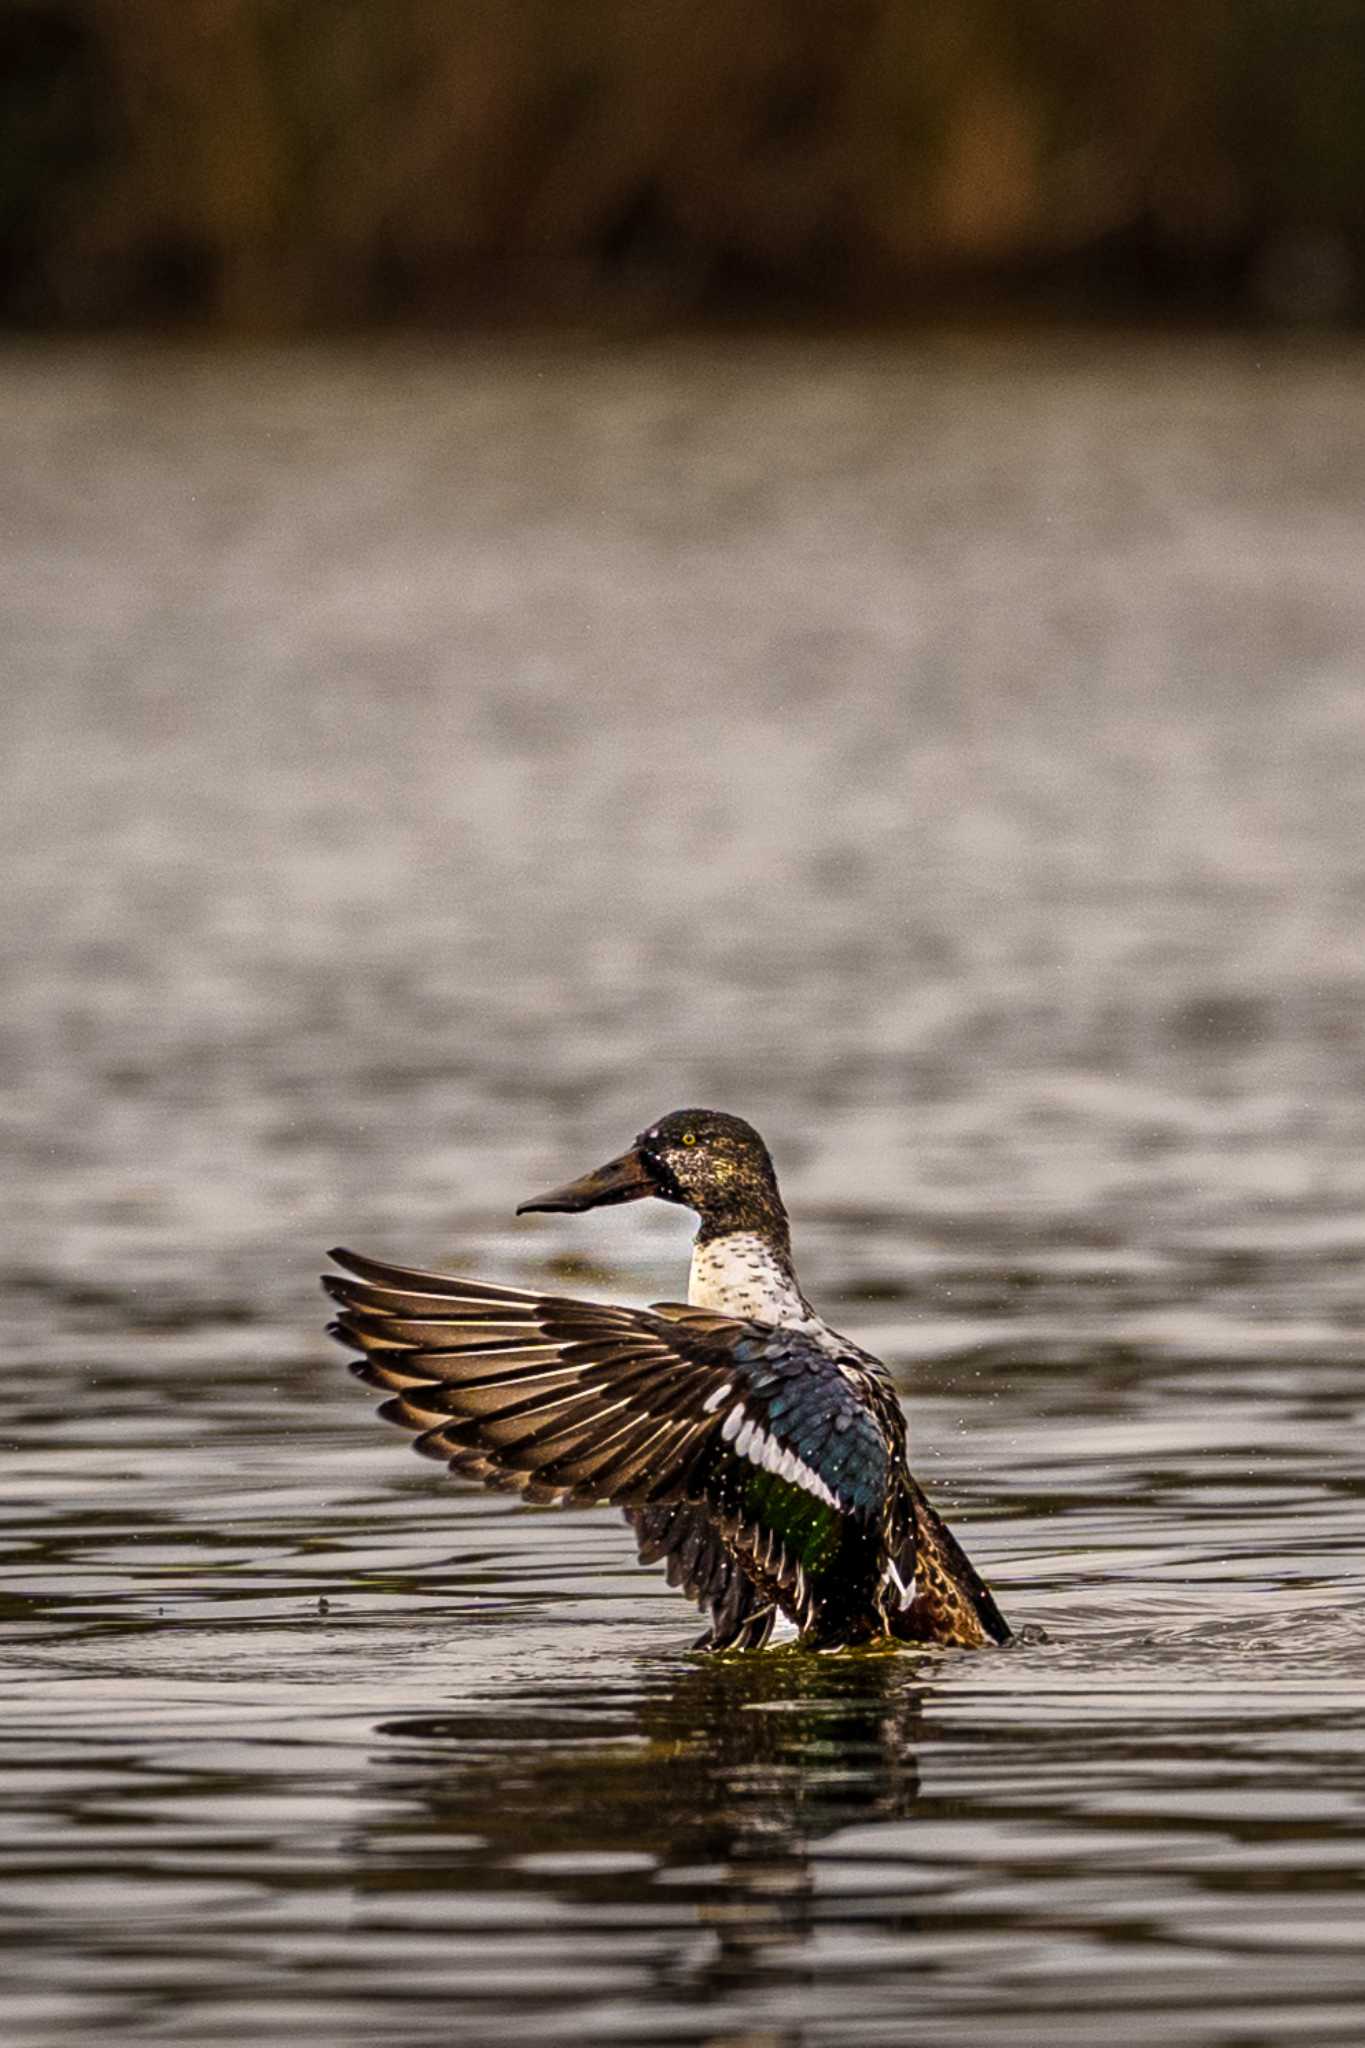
[517,1108,789,1242]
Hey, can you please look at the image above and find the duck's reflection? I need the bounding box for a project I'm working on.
[360,1648,932,2027]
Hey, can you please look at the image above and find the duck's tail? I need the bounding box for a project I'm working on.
[893,1479,1011,1648]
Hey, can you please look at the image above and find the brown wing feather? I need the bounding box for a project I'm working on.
[627,1503,776,1651]
[327,1247,737,1510]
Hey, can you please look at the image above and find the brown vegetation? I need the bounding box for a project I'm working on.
[3,0,1363,327]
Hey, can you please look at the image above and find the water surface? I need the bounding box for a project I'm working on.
[4,335,1365,2045]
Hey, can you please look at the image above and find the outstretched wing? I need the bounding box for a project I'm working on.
[325,1248,892,1628]
[326,1247,739,1507]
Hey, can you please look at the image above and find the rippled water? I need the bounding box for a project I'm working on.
[5,335,1365,2045]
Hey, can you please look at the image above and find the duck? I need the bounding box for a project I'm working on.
[325,1109,1010,1653]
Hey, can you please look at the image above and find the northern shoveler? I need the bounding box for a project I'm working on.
[325,1109,1010,1653]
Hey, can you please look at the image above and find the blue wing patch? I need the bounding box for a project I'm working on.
[713,1330,891,1522]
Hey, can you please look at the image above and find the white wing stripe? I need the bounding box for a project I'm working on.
[720,1408,842,1510]
[886,1556,915,1606]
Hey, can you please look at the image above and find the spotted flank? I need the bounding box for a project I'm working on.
[327,1106,1012,1652]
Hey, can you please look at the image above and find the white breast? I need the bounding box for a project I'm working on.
[689,1231,818,1328]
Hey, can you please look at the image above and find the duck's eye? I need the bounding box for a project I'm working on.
[681,1131,697,1147]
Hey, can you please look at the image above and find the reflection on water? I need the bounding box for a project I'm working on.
[378,1652,926,1872]
[4,335,1365,2044]
[372,1655,925,2018]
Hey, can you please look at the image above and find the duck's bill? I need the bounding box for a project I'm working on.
[516,1147,657,1215]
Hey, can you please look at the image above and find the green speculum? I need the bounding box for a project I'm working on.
[741,1468,841,1573]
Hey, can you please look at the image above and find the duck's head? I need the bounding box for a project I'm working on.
[517,1108,787,1238]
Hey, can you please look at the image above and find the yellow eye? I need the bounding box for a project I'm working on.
[681,1131,697,1146]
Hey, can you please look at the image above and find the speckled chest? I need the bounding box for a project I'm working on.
[689,1231,823,1332]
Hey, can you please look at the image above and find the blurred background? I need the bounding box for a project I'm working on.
[6,10,1365,2048]
[5,0,1365,329]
